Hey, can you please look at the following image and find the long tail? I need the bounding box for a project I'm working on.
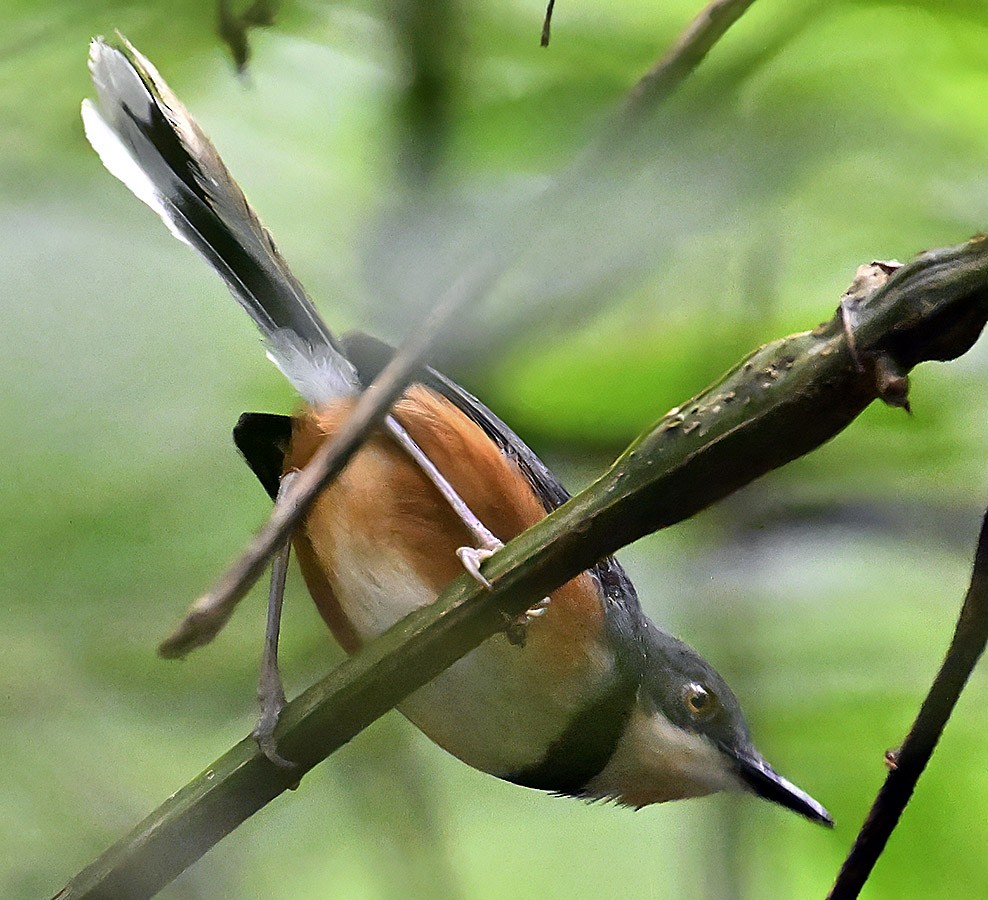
[81,35,358,406]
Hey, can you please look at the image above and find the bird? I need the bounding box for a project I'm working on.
[81,35,833,825]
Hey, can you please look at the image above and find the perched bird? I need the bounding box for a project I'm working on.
[82,36,832,824]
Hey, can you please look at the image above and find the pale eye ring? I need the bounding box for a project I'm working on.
[683,682,717,718]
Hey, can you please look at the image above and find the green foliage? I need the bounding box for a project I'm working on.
[4,1,988,897]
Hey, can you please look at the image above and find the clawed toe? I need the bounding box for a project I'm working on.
[503,597,551,647]
[253,686,295,769]
[457,544,502,589]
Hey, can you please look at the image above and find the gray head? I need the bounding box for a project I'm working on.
[586,622,833,825]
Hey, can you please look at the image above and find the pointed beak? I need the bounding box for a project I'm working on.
[720,744,834,827]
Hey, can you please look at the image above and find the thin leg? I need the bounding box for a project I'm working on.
[385,414,549,640]
[385,415,500,550]
[386,414,504,587]
[252,471,298,769]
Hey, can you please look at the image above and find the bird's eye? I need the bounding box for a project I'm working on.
[683,683,718,718]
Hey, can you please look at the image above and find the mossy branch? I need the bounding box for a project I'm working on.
[55,235,988,898]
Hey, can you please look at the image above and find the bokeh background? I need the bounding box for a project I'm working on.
[4,1,988,897]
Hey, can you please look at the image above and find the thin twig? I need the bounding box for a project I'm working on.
[541,0,555,47]
[623,0,758,124]
[827,507,988,898]
[159,259,499,658]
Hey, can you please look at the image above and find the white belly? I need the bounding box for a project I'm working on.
[330,532,613,776]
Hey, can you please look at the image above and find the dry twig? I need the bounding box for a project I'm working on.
[624,0,758,122]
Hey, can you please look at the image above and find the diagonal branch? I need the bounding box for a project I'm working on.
[55,234,988,899]
[827,505,988,898]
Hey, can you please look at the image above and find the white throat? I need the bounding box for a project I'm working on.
[585,702,742,808]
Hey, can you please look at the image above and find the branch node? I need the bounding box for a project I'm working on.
[873,354,911,412]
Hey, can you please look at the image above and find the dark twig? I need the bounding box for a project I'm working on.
[541,0,555,47]
[828,507,988,899]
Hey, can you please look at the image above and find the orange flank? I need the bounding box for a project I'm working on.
[284,384,604,678]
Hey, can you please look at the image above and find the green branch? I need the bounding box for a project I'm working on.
[55,235,988,899]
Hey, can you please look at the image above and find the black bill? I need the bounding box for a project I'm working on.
[724,745,834,827]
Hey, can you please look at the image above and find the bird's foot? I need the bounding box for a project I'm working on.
[457,542,503,589]
[503,597,551,647]
[457,541,550,646]
[253,665,295,770]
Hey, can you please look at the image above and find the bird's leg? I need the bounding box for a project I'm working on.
[385,414,549,639]
[252,470,298,769]
[385,414,501,553]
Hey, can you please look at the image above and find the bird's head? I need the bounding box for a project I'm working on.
[588,623,833,826]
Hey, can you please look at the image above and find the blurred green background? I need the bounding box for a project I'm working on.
[4,0,988,897]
